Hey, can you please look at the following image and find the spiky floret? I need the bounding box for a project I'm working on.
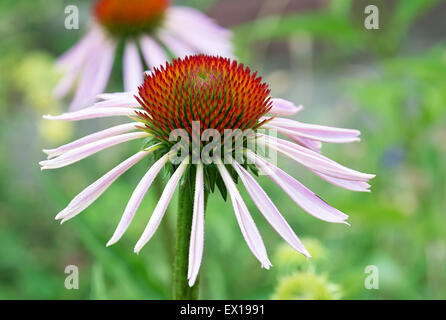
[136,55,272,145]
[94,0,169,37]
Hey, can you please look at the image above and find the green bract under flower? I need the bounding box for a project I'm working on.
[94,0,169,37]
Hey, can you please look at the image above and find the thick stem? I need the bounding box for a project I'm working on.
[173,165,199,300]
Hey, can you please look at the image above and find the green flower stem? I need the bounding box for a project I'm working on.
[173,165,207,300]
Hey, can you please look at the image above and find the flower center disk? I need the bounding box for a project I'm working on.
[136,55,272,145]
[94,0,169,37]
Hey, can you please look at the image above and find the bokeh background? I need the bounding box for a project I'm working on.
[1,0,445,299]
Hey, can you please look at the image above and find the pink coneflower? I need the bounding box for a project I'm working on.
[54,0,232,111]
[41,55,374,298]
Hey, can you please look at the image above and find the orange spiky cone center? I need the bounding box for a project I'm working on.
[94,0,169,37]
[135,55,272,145]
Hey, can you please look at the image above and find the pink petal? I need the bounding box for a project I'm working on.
[39,132,148,170]
[134,157,189,253]
[43,107,138,121]
[258,134,375,182]
[55,150,151,222]
[107,152,170,246]
[123,40,144,92]
[84,40,116,108]
[139,35,169,69]
[165,10,233,57]
[91,97,139,108]
[158,30,195,58]
[69,38,116,111]
[266,117,361,143]
[43,122,140,159]
[269,98,303,116]
[312,171,371,192]
[188,163,205,286]
[248,151,349,224]
[233,161,310,257]
[167,7,230,39]
[217,163,271,269]
[290,136,322,153]
[53,30,103,99]
[55,27,101,69]
[97,92,135,101]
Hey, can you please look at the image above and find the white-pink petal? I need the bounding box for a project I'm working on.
[123,40,144,93]
[134,157,189,253]
[158,30,195,58]
[107,152,170,247]
[312,171,371,192]
[188,163,205,287]
[232,161,310,257]
[55,150,151,222]
[217,163,271,269]
[39,132,148,170]
[265,117,361,143]
[97,92,135,101]
[167,7,231,39]
[248,151,349,224]
[43,122,140,159]
[258,134,375,182]
[269,98,303,116]
[43,107,138,122]
[68,37,116,111]
[139,35,169,69]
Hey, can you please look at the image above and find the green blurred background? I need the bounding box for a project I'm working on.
[1,0,445,299]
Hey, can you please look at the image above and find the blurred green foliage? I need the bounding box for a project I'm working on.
[0,0,445,299]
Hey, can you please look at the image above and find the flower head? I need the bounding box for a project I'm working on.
[136,55,272,142]
[41,55,375,287]
[54,1,233,111]
[94,0,169,37]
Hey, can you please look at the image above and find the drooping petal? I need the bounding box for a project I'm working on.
[257,134,375,182]
[167,7,231,39]
[43,122,140,159]
[269,98,303,116]
[312,171,371,192]
[43,107,138,122]
[81,40,116,109]
[217,163,271,268]
[158,30,195,58]
[134,157,189,253]
[265,117,361,143]
[123,40,144,92]
[55,27,101,69]
[39,132,149,170]
[69,37,116,111]
[97,92,136,101]
[53,69,80,100]
[232,161,310,257]
[165,12,233,57]
[187,163,205,287]
[53,29,103,99]
[107,152,171,247]
[90,97,140,108]
[290,136,322,153]
[247,151,350,224]
[55,149,154,222]
[139,35,169,69]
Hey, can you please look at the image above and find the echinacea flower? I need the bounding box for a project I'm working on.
[54,0,233,111]
[41,55,374,293]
